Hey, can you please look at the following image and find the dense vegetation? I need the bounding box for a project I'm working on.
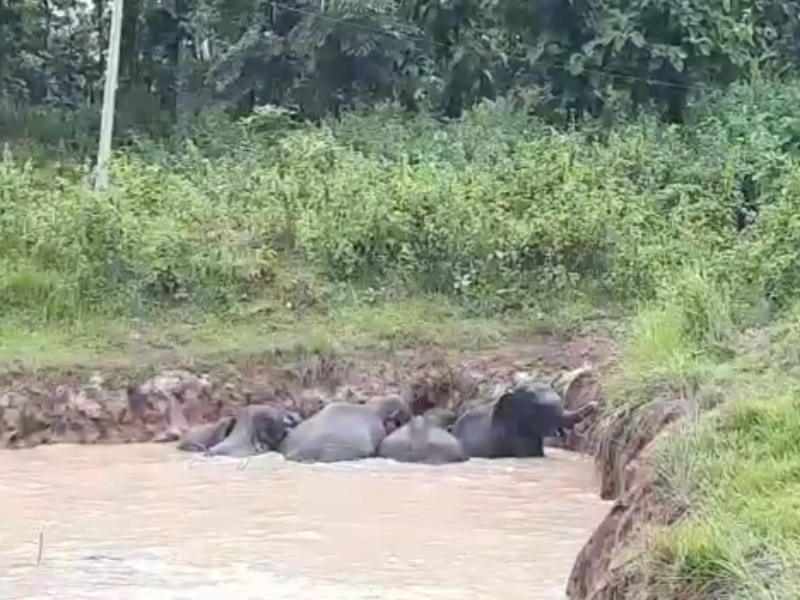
[3,0,800,597]
[1,0,799,132]
[3,81,800,325]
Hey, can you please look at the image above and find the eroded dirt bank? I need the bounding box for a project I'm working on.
[565,395,691,599]
[0,334,613,451]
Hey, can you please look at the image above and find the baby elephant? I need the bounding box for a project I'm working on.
[204,404,302,457]
[177,416,236,453]
[279,395,411,463]
[378,408,466,464]
[452,381,597,458]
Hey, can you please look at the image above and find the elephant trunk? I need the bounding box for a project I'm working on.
[560,401,599,429]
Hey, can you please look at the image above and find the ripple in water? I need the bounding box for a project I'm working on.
[0,445,609,599]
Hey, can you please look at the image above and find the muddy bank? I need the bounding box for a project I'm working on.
[0,335,613,451]
[565,394,693,599]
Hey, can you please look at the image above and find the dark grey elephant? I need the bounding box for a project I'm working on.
[451,382,597,458]
[205,404,302,457]
[378,408,466,464]
[177,416,236,452]
[279,395,411,463]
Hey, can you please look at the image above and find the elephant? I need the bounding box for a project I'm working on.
[418,407,459,430]
[451,381,598,458]
[378,408,467,464]
[176,416,236,453]
[206,404,303,457]
[279,395,412,463]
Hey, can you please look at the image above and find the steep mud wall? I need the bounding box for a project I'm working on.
[0,336,613,450]
[566,397,690,600]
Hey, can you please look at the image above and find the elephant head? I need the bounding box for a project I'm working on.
[421,407,458,430]
[177,416,237,452]
[207,404,302,457]
[487,383,597,457]
[366,394,412,434]
[492,384,596,437]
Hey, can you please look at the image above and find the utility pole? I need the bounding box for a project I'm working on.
[94,0,124,191]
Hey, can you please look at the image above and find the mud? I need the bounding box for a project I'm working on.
[0,335,614,451]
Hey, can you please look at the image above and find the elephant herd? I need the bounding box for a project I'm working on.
[172,381,598,464]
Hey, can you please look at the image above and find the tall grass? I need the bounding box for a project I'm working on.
[2,80,800,325]
[603,263,800,597]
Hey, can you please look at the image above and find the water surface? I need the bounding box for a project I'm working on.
[0,445,609,599]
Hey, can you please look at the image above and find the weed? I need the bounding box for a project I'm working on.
[2,81,800,325]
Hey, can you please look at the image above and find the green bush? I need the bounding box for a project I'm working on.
[2,80,800,322]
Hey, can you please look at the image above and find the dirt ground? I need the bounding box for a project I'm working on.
[0,333,616,451]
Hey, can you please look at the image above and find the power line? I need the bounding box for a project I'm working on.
[265,0,713,93]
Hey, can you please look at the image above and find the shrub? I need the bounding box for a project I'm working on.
[1,80,800,323]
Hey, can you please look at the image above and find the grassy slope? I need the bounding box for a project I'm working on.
[0,298,571,373]
[605,289,800,598]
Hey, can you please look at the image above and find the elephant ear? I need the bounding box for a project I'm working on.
[282,411,302,428]
[486,391,529,457]
[490,391,523,435]
[491,388,540,435]
[492,390,520,421]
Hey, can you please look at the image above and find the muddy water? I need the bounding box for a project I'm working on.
[0,445,608,600]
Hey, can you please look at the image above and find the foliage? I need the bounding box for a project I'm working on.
[599,264,800,598]
[0,80,799,324]
[0,0,798,134]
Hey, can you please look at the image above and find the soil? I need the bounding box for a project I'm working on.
[0,333,616,451]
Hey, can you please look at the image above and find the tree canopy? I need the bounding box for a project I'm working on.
[1,0,798,129]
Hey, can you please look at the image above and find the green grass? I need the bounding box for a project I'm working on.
[643,381,800,599]
[601,278,800,599]
[0,297,550,373]
[602,267,737,413]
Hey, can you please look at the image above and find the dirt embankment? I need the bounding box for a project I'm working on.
[0,334,613,451]
[566,392,692,599]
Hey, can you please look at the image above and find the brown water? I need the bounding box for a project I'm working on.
[0,445,609,600]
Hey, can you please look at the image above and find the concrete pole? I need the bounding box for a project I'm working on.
[94,0,124,191]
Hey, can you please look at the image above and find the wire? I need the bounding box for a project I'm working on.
[265,0,713,93]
